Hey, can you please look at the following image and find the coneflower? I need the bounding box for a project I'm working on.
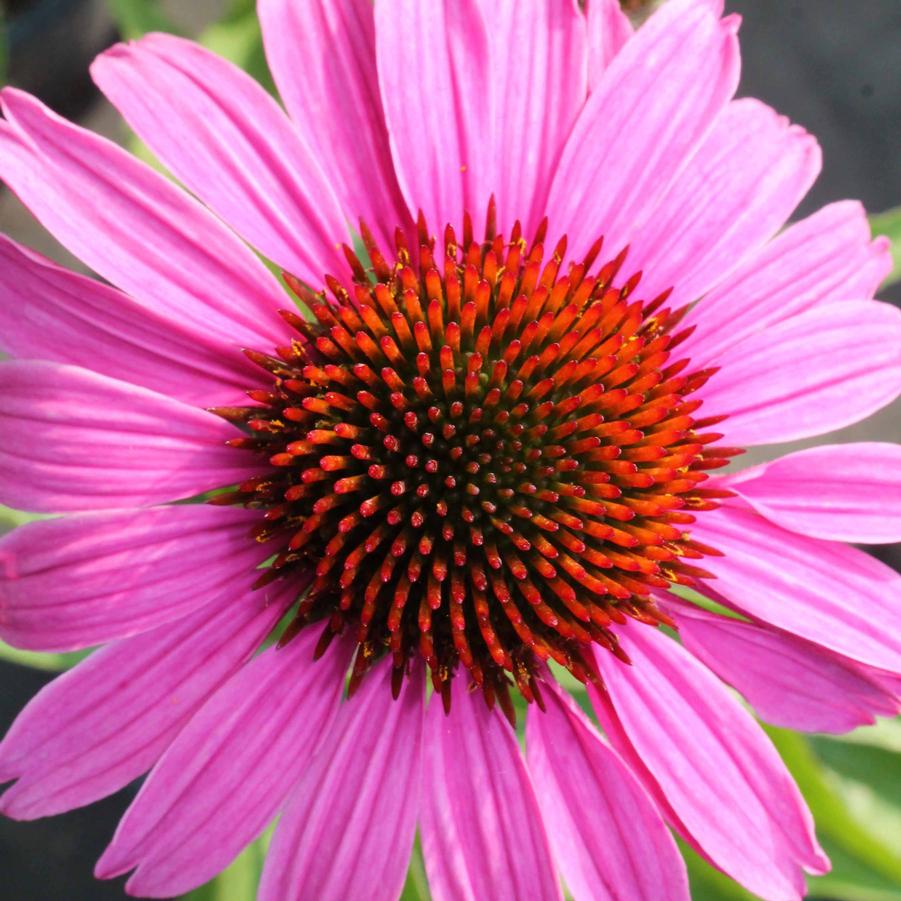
[0,1,899,899]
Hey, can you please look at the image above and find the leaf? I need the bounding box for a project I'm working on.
[105,0,181,40]
[810,844,901,901]
[809,734,901,867]
[0,504,46,534]
[0,643,90,672]
[766,726,901,894]
[870,206,901,287]
[399,835,430,901]
[673,727,901,900]
[836,717,901,754]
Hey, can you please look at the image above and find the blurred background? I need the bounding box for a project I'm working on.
[0,1,898,899]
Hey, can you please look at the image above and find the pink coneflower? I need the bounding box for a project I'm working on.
[1,0,900,898]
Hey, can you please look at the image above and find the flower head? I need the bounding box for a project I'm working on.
[217,209,730,714]
[0,0,899,899]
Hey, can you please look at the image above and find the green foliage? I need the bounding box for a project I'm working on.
[870,206,901,287]
[0,643,89,672]
[105,0,180,41]
[199,0,275,96]
[0,504,42,533]
[769,724,901,899]
[399,837,430,901]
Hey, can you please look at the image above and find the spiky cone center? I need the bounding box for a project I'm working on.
[213,209,737,719]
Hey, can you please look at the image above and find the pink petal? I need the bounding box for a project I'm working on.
[547,0,740,260]
[0,505,264,651]
[375,0,494,233]
[92,34,348,285]
[681,201,892,368]
[258,661,423,901]
[627,98,821,308]
[690,502,901,673]
[257,0,411,251]
[0,89,289,351]
[483,0,588,236]
[729,443,901,543]
[590,625,829,901]
[0,361,252,512]
[0,582,290,819]
[526,681,688,901]
[584,0,633,87]
[96,628,350,898]
[0,235,259,406]
[870,668,901,697]
[667,597,900,733]
[421,680,561,901]
[699,300,901,446]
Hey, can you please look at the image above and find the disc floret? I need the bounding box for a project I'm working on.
[214,206,736,717]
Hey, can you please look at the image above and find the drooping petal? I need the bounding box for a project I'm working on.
[690,503,901,673]
[547,0,740,259]
[0,89,289,350]
[666,598,901,733]
[527,681,689,901]
[375,0,494,232]
[591,624,829,901]
[627,98,820,308]
[699,300,901,446]
[420,681,561,901]
[92,34,348,285]
[584,0,633,86]
[0,505,264,651]
[257,0,411,250]
[0,235,260,406]
[483,0,588,236]
[0,581,291,819]
[95,628,350,898]
[0,361,252,512]
[258,661,423,901]
[728,443,901,543]
[681,201,892,368]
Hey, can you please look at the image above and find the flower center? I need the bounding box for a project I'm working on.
[213,207,735,718]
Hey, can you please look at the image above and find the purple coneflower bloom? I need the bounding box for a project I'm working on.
[1,0,900,898]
